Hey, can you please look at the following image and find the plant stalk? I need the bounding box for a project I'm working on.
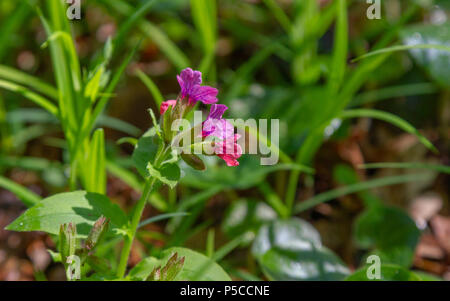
[116,177,155,278]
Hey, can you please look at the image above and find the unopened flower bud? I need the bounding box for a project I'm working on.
[85,216,109,251]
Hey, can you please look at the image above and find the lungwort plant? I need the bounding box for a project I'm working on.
[6,65,242,280]
[1,0,449,282]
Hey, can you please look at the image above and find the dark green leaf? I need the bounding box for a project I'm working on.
[222,199,277,241]
[132,128,159,178]
[6,191,127,238]
[252,218,349,280]
[345,264,420,281]
[354,205,421,267]
[147,162,180,189]
[400,22,450,87]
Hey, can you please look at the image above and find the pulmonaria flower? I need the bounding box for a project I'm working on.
[202,104,234,140]
[161,67,242,167]
[214,134,242,167]
[177,68,218,105]
[159,68,218,118]
[201,104,241,166]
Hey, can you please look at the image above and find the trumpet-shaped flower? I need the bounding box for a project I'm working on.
[202,104,234,140]
[177,68,218,105]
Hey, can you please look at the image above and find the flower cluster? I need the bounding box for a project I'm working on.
[160,68,242,166]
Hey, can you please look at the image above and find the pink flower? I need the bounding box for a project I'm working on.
[215,134,242,167]
[202,104,234,140]
[177,68,218,105]
[160,99,177,115]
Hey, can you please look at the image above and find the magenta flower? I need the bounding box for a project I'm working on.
[177,68,218,105]
[202,104,234,140]
[160,99,177,115]
[214,134,242,167]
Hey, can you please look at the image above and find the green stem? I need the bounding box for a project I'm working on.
[116,177,155,278]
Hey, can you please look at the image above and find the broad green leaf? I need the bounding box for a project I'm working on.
[6,191,127,238]
[400,22,450,87]
[132,128,159,178]
[160,247,231,281]
[354,205,420,267]
[147,163,180,189]
[222,199,277,241]
[252,218,349,281]
[127,256,160,280]
[345,264,420,281]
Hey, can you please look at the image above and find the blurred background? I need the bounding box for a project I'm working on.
[0,0,449,280]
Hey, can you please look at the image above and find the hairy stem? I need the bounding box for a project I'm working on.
[116,178,155,278]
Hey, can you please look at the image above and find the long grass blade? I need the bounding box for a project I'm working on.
[359,162,450,174]
[294,173,434,213]
[0,175,41,207]
[339,109,437,153]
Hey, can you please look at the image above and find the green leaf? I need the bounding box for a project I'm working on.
[147,163,180,189]
[132,128,160,178]
[252,218,349,280]
[159,247,231,281]
[354,205,421,267]
[222,199,277,241]
[127,256,160,280]
[400,22,450,87]
[345,264,420,281]
[83,128,106,194]
[5,191,127,238]
[327,0,348,95]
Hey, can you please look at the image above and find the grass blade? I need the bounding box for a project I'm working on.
[294,173,434,213]
[352,44,450,62]
[0,80,58,116]
[0,65,58,100]
[0,175,41,207]
[339,109,437,153]
[135,69,164,107]
[359,162,450,174]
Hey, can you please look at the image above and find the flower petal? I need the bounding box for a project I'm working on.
[215,134,242,166]
[189,85,218,104]
[208,104,228,119]
[177,68,202,97]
